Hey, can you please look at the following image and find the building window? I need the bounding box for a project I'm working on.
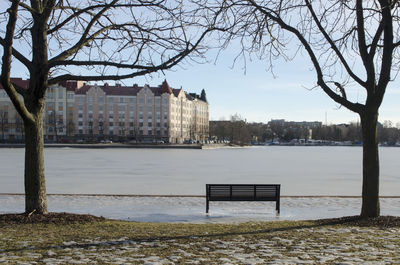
[99,105,103,111]
[108,97,113,103]
[148,129,152,135]
[78,113,83,118]
[68,102,73,107]
[88,105,93,111]
[129,122,134,127]
[120,97,124,103]
[78,104,83,111]
[139,122,143,127]
[147,106,152,112]
[118,105,125,111]
[130,98,134,103]
[108,105,113,111]
[129,105,134,111]
[67,92,74,99]
[109,122,113,126]
[139,98,144,104]
[148,98,152,104]
[99,96,104,102]
[148,122,152,127]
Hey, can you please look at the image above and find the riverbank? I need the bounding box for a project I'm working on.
[0,143,229,149]
[0,215,399,264]
[2,195,400,223]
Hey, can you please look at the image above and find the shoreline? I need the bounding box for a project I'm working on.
[0,143,231,149]
[1,193,399,198]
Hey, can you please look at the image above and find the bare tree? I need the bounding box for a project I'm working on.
[47,110,64,142]
[0,110,8,141]
[0,0,218,214]
[66,120,75,138]
[15,114,24,141]
[208,0,400,217]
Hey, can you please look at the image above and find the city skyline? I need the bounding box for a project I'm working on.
[129,49,400,125]
[6,48,400,126]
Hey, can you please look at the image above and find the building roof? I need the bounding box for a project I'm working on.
[158,80,173,94]
[60,80,86,91]
[1,78,208,103]
[0,78,29,90]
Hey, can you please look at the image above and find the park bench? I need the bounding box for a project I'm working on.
[206,184,281,214]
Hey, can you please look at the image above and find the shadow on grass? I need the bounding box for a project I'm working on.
[2,215,399,253]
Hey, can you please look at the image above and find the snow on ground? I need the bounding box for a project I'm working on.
[1,195,399,223]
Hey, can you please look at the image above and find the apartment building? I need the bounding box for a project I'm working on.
[0,79,209,143]
[0,78,28,141]
[73,80,209,143]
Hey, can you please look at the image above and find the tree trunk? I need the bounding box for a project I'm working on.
[24,112,48,214]
[360,111,380,218]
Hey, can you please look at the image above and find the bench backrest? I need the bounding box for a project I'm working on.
[206,184,280,201]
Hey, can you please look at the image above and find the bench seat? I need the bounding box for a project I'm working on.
[206,184,280,214]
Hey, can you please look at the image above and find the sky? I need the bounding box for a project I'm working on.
[131,50,400,125]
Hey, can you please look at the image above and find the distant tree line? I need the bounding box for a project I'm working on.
[210,116,400,145]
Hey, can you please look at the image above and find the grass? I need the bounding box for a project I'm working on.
[1,215,399,264]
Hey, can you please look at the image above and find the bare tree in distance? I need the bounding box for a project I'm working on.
[0,110,8,141]
[203,0,400,217]
[0,0,220,214]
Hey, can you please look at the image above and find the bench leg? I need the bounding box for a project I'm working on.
[276,200,280,214]
[206,199,209,214]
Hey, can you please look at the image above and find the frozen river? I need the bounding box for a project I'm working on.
[0,146,399,196]
[1,146,399,222]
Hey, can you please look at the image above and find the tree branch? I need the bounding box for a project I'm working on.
[49,27,213,85]
[304,0,366,88]
[0,1,34,123]
[49,0,119,63]
[247,0,363,114]
[0,37,32,70]
[369,22,384,59]
[356,0,376,87]
[375,0,394,107]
